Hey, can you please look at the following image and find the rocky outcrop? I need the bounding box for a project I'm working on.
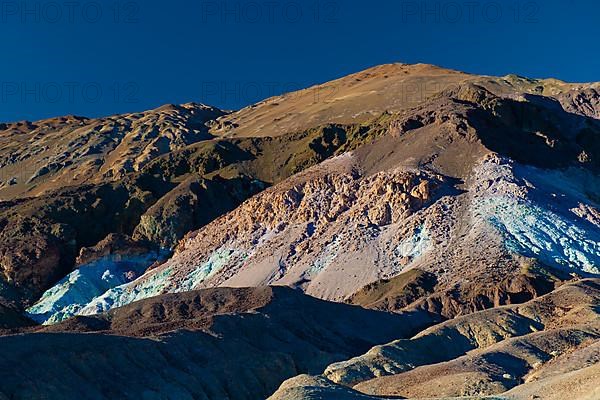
[75,233,152,266]
[346,268,438,312]
[558,87,600,119]
[347,264,563,318]
[132,175,266,249]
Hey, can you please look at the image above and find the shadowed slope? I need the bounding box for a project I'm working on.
[0,286,439,400]
[269,279,600,399]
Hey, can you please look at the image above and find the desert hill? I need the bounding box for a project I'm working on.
[0,63,599,399]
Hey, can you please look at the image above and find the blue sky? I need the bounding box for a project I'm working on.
[0,0,597,122]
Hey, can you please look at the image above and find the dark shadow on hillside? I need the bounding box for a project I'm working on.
[464,89,600,172]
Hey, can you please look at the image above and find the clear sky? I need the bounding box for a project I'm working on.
[1,0,597,122]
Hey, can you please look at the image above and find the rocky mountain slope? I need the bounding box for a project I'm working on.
[0,106,387,310]
[32,74,600,324]
[0,286,437,400]
[270,279,600,400]
[1,63,599,399]
[0,104,224,198]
